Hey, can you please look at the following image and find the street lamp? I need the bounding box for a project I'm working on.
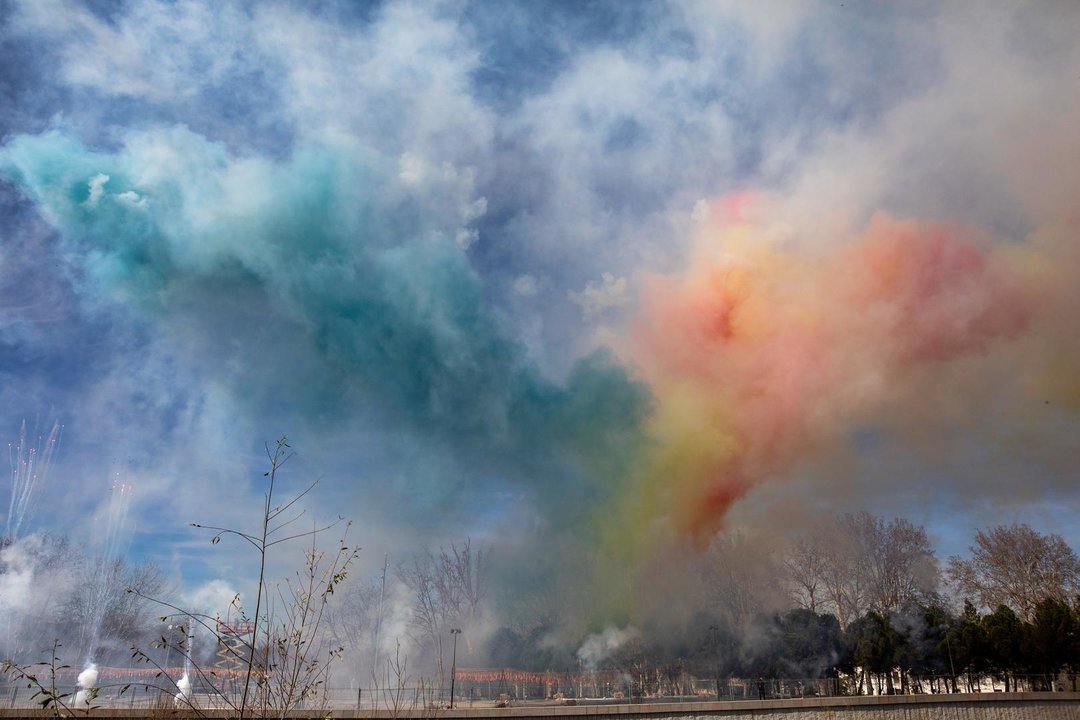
[708,625,721,700]
[449,628,462,709]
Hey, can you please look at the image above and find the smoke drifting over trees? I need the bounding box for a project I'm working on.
[0,533,167,666]
[783,513,939,629]
[307,515,1080,696]
[4,511,1080,699]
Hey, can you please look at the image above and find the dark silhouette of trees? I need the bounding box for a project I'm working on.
[475,517,1080,699]
[943,601,989,692]
[1027,597,1077,689]
[851,612,898,694]
[890,602,949,693]
[772,609,844,679]
[982,604,1024,691]
[386,518,1080,699]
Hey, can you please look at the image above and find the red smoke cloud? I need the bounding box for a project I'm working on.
[626,196,1036,543]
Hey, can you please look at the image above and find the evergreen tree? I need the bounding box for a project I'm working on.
[982,604,1024,691]
[1026,597,1076,690]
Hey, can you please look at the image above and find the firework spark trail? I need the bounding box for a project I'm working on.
[98,476,134,571]
[79,477,134,665]
[5,420,63,541]
[183,622,195,677]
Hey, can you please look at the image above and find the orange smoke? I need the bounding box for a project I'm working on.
[626,196,1035,543]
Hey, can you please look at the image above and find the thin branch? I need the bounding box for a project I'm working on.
[267,478,321,522]
[265,519,343,548]
[189,524,262,551]
[267,509,308,538]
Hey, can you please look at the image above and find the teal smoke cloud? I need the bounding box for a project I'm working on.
[0,126,650,523]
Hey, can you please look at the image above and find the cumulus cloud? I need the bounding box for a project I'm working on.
[83,173,108,207]
[569,273,630,321]
[512,274,538,297]
[11,0,255,101]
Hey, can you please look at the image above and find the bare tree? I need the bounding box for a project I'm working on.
[434,539,487,644]
[100,560,171,647]
[255,524,358,716]
[786,513,938,629]
[706,532,785,627]
[398,538,487,690]
[861,514,939,615]
[399,551,445,683]
[818,521,868,631]
[947,523,1080,622]
[61,557,170,662]
[327,576,382,665]
[782,526,833,615]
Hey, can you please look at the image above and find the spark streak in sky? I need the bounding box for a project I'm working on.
[5,420,62,541]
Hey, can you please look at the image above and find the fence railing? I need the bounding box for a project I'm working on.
[4,673,1077,710]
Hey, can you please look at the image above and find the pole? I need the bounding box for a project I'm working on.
[709,625,721,700]
[449,629,461,709]
[945,634,956,693]
[372,554,388,679]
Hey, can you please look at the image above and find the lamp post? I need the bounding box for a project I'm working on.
[449,628,462,709]
[708,625,721,700]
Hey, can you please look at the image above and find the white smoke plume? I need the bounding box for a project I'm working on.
[576,625,639,670]
[73,662,98,706]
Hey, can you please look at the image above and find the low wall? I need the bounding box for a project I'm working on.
[1,693,1078,719]
[456,693,1080,720]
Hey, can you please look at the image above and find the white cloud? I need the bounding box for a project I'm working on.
[14,0,250,101]
[84,173,109,206]
[398,153,428,185]
[252,1,494,167]
[512,274,538,297]
[116,190,147,208]
[454,227,478,251]
[569,272,630,321]
[691,198,710,223]
[463,196,487,222]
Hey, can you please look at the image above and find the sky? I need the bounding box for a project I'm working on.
[1,0,1079,621]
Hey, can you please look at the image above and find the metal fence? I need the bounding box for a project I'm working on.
[4,673,1078,711]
